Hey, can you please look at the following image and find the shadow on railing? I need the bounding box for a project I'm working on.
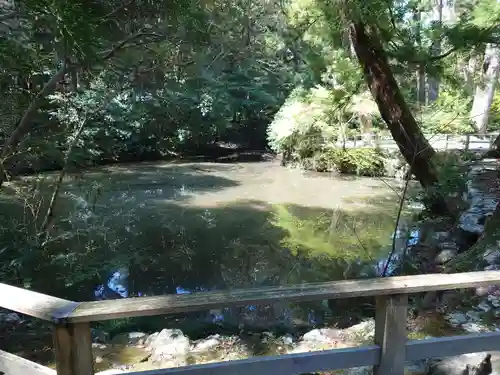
[2,271,500,375]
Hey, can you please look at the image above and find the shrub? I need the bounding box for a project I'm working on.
[300,148,386,177]
[432,151,469,197]
[267,85,341,155]
[329,148,386,176]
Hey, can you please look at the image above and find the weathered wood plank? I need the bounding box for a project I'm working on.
[373,295,407,375]
[0,283,79,322]
[0,349,55,375]
[115,345,380,375]
[53,323,94,375]
[67,271,500,322]
[406,332,500,361]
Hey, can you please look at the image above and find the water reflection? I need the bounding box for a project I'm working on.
[91,200,419,326]
[1,161,419,328]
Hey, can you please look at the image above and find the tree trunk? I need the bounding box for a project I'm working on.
[360,115,374,146]
[470,45,500,134]
[348,22,448,214]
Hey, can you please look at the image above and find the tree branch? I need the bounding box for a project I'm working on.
[98,31,164,61]
[0,30,165,188]
[0,64,69,185]
[100,0,135,23]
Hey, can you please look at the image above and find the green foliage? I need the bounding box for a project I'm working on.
[325,148,386,176]
[432,151,471,196]
[419,90,474,134]
[267,85,341,154]
[2,0,500,313]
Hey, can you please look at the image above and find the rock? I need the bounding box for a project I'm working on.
[343,319,375,344]
[281,334,293,346]
[484,249,500,265]
[461,322,490,333]
[111,332,147,346]
[475,354,493,375]
[91,329,109,343]
[302,328,343,344]
[406,360,429,375]
[434,232,451,242]
[290,338,349,354]
[440,291,461,308]
[144,332,159,348]
[485,265,500,271]
[476,287,490,297]
[343,366,372,375]
[95,370,126,375]
[445,312,468,326]
[466,310,482,322]
[426,352,499,375]
[147,329,189,366]
[425,354,482,375]
[459,210,485,234]
[453,228,481,252]
[488,295,500,308]
[439,242,459,251]
[477,301,492,312]
[436,249,457,264]
[0,312,21,324]
[191,335,220,352]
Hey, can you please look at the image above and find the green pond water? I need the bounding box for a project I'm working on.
[0,160,414,327]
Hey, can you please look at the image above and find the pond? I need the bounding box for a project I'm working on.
[0,160,417,332]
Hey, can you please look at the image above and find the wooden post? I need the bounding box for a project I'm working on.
[465,134,470,151]
[445,134,449,150]
[373,294,408,375]
[53,323,94,375]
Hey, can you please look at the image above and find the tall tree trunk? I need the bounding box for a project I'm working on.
[342,29,356,57]
[470,45,500,134]
[348,22,449,214]
[463,54,478,95]
[360,115,373,146]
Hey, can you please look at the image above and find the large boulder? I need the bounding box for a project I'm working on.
[147,329,190,367]
[426,353,497,375]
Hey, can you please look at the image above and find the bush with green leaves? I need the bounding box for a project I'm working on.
[419,90,474,134]
[267,85,340,154]
[300,148,386,176]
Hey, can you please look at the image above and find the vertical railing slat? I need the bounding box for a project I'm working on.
[373,294,408,375]
[53,323,94,375]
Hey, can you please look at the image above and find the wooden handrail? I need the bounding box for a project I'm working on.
[66,271,500,323]
[0,283,79,322]
[2,271,500,375]
[0,349,55,375]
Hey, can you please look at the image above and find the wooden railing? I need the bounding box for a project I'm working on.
[340,133,498,151]
[2,271,500,375]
